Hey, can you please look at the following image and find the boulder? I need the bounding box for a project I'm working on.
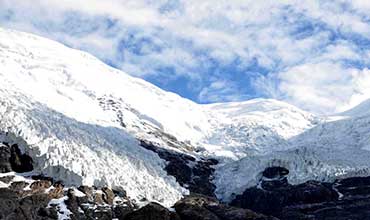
[125,202,178,220]
[78,185,94,202]
[48,182,64,199]
[0,175,14,183]
[9,144,33,173]
[30,180,52,193]
[102,187,115,205]
[175,195,274,220]
[15,193,53,220]
[9,181,29,192]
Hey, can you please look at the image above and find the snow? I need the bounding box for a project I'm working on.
[0,181,9,188]
[338,98,370,118]
[0,27,188,207]
[1,27,370,205]
[72,188,86,197]
[214,106,370,201]
[201,99,319,160]
[48,196,72,220]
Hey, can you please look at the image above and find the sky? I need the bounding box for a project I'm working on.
[1,0,370,114]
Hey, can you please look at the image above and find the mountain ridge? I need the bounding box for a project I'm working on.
[1,27,370,214]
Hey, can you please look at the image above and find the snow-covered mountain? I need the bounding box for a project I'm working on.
[1,27,370,208]
[202,99,319,159]
[214,100,370,201]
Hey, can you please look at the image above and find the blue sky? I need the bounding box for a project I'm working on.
[1,0,370,114]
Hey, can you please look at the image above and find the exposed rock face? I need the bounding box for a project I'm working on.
[9,143,33,173]
[65,187,135,220]
[232,180,338,216]
[231,167,370,220]
[1,142,33,173]
[0,141,135,220]
[174,194,277,220]
[3,139,370,219]
[140,140,218,197]
[0,187,57,220]
[0,143,12,172]
[125,202,180,220]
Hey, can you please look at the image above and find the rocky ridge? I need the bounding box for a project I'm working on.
[0,141,274,220]
[231,166,370,220]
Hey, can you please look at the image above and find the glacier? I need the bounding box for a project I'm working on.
[1,27,370,206]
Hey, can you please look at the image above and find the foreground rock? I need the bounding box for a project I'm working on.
[0,142,135,220]
[125,202,180,220]
[231,166,370,220]
[175,194,277,220]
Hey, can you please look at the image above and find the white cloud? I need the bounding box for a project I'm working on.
[256,62,370,115]
[277,62,354,114]
[342,68,370,112]
[198,80,246,103]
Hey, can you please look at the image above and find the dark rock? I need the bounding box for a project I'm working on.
[229,167,370,219]
[262,167,289,179]
[15,193,53,220]
[174,195,221,220]
[9,181,29,192]
[175,195,273,220]
[113,187,128,198]
[0,175,14,183]
[139,140,218,197]
[113,204,135,220]
[48,182,64,199]
[102,187,115,205]
[78,185,94,202]
[231,180,338,216]
[0,188,19,218]
[94,191,105,205]
[0,144,12,173]
[65,188,81,216]
[92,206,113,220]
[206,204,277,220]
[30,180,52,193]
[334,176,370,197]
[37,207,59,219]
[166,160,192,184]
[203,158,219,166]
[9,144,33,173]
[261,177,289,190]
[125,202,177,220]
[65,188,97,220]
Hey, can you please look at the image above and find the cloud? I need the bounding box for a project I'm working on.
[1,0,370,114]
[198,80,248,103]
[278,62,354,114]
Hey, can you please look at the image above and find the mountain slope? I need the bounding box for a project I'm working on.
[202,99,319,159]
[0,28,198,206]
[3,27,370,209]
[214,101,370,201]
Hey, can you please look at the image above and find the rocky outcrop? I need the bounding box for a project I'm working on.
[174,194,277,220]
[0,185,58,220]
[125,202,180,220]
[4,139,370,220]
[65,186,135,220]
[140,140,218,197]
[0,141,135,220]
[0,142,33,173]
[0,143,12,172]
[231,167,370,220]
[0,174,136,220]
